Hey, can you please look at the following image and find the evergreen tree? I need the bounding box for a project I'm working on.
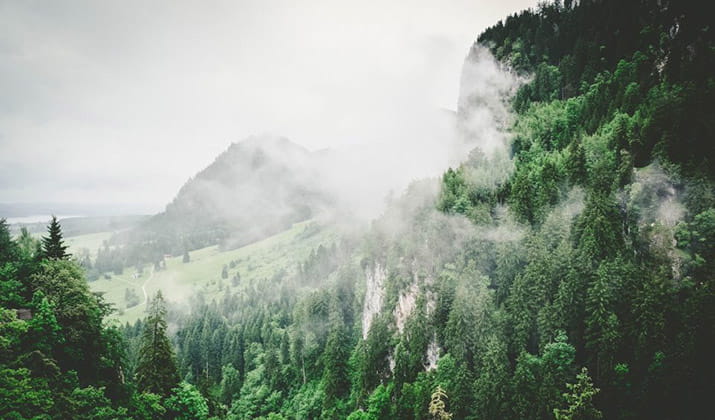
[473,335,510,419]
[0,218,18,265]
[29,259,116,385]
[359,314,392,395]
[135,291,180,396]
[164,382,209,420]
[322,322,350,406]
[553,367,602,420]
[41,216,70,260]
[26,291,63,355]
[280,330,290,365]
[219,364,241,406]
[584,261,622,381]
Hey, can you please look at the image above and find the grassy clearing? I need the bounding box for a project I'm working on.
[89,220,336,325]
[66,231,114,259]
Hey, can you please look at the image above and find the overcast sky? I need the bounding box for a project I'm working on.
[0,0,537,214]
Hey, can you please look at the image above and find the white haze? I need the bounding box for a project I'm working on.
[628,163,686,227]
[458,45,526,157]
[356,43,526,335]
[315,44,524,220]
[0,0,538,215]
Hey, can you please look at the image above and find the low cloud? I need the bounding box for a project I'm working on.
[0,0,539,214]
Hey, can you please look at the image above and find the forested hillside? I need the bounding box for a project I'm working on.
[1,0,713,419]
[105,136,330,270]
[434,1,715,418]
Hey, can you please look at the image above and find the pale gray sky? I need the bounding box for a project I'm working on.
[0,0,537,214]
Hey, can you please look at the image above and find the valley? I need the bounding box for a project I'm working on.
[1,1,713,419]
[69,220,338,324]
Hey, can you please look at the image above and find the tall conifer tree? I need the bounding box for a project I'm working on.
[135,291,180,396]
[41,216,70,260]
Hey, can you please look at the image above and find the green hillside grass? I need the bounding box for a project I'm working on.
[66,231,114,259]
[89,220,336,324]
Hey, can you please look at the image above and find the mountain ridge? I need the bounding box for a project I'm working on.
[113,135,332,264]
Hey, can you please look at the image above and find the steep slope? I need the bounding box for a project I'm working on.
[90,220,337,324]
[11,2,715,419]
[116,136,331,262]
[146,1,715,419]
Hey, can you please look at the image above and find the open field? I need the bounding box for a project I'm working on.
[89,220,337,324]
[66,231,114,259]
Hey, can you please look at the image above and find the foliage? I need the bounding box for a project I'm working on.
[0,218,133,418]
[428,385,452,420]
[165,381,210,420]
[135,291,180,396]
[1,1,713,419]
[41,216,70,260]
[553,368,602,420]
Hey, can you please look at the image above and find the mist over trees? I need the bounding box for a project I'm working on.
[1,0,714,419]
[105,137,329,271]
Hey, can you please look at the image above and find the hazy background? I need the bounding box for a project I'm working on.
[0,0,537,214]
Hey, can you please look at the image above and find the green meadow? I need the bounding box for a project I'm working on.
[86,221,336,324]
[66,231,114,259]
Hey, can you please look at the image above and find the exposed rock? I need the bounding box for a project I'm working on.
[362,263,386,339]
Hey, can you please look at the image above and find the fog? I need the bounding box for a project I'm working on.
[119,36,527,314]
[0,0,538,214]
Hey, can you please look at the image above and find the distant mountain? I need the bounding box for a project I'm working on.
[116,136,331,261]
[115,106,462,266]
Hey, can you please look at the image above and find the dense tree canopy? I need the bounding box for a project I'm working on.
[1,0,713,418]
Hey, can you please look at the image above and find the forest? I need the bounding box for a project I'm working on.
[1,0,714,419]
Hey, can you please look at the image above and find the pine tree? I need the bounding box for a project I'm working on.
[473,335,510,419]
[219,364,241,406]
[585,261,622,381]
[360,314,392,393]
[322,322,350,405]
[135,291,180,396]
[0,218,19,265]
[41,216,70,260]
[280,330,290,365]
[553,367,602,420]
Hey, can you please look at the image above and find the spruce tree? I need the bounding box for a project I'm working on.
[553,367,602,420]
[135,291,180,396]
[322,322,350,406]
[0,218,19,264]
[41,216,70,259]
